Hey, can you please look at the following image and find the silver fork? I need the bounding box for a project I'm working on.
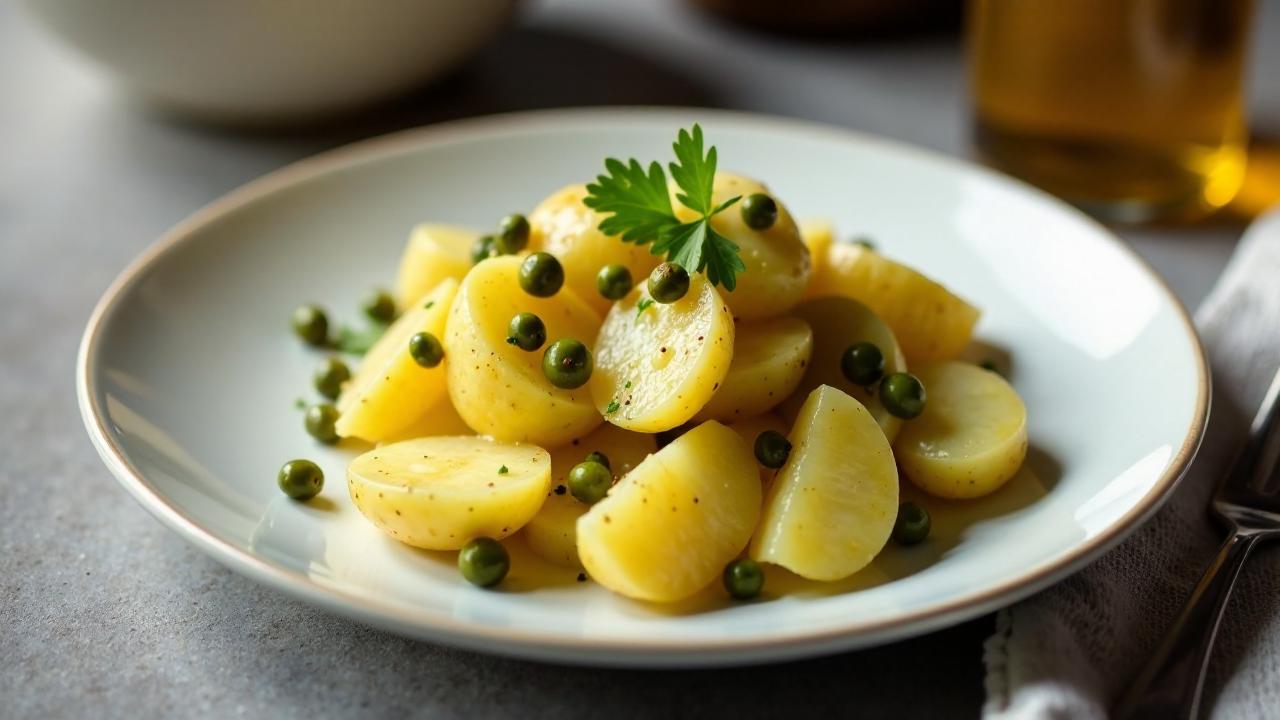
[1115,366,1280,719]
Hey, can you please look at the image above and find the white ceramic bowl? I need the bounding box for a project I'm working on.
[78,109,1207,666]
[20,0,518,123]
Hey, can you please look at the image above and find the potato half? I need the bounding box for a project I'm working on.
[336,278,458,443]
[895,361,1028,499]
[751,385,899,581]
[529,184,661,316]
[347,436,551,550]
[693,316,813,422]
[577,421,761,602]
[394,224,476,310]
[591,273,734,433]
[444,255,603,447]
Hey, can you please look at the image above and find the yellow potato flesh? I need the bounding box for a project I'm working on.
[347,436,551,550]
[807,243,979,364]
[590,274,734,433]
[751,385,899,581]
[726,413,790,485]
[394,224,476,310]
[335,279,458,443]
[523,423,656,568]
[444,255,603,447]
[798,218,834,280]
[673,173,811,320]
[577,421,761,602]
[693,316,813,422]
[529,184,661,316]
[779,296,907,442]
[895,362,1028,499]
[378,398,474,444]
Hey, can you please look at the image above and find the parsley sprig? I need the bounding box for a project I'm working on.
[584,125,747,290]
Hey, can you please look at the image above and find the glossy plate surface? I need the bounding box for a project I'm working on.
[78,108,1208,666]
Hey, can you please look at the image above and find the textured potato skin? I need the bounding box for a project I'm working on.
[895,362,1028,499]
[444,256,603,447]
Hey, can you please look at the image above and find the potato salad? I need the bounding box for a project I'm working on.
[281,125,1028,602]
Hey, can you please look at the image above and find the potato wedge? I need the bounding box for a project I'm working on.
[751,385,898,581]
[693,316,812,422]
[347,436,551,550]
[778,296,907,442]
[336,279,458,443]
[673,173,811,320]
[445,255,603,447]
[577,421,760,602]
[379,397,474,443]
[591,274,734,433]
[895,361,1028,499]
[523,423,657,567]
[394,224,477,310]
[529,184,661,316]
[807,243,979,364]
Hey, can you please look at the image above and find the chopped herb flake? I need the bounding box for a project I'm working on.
[605,400,621,414]
[636,298,655,316]
[498,465,509,475]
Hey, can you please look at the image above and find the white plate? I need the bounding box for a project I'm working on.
[77,108,1208,667]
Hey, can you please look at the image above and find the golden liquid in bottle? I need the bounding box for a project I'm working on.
[969,0,1252,222]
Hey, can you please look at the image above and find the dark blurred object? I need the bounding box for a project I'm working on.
[969,0,1254,224]
[686,0,961,36]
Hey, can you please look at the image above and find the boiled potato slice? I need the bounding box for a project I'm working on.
[798,218,834,280]
[693,316,813,422]
[347,436,551,550]
[673,173,811,320]
[591,274,734,433]
[523,423,656,568]
[394,224,476,310]
[336,279,458,442]
[445,255,603,447]
[895,361,1028,499]
[778,296,907,442]
[577,421,760,602]
[529,184,661,316]
[751,385,898,581]
[727,413,790,485]
[807,243,979,364]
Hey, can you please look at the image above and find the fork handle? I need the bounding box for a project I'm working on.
[1114,531,1260,719]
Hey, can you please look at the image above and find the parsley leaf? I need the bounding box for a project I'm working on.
[635,298,655,316]
[334,323,387,356]
[605,400,621,414]
[584,124,745,290]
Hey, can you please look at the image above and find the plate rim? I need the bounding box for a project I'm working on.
[76,106,1210,666]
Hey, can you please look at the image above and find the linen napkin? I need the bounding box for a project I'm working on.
[983,208,1280,719]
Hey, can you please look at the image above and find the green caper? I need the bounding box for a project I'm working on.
[277,459,324,501]
[541,338,592,389]
[519,252,565,297]
[647,262,690,304]
[313,357,351,400]
[409,332,444,368]
[568,461,612,505]
[880,372,926,419]
[893,502,931,545]
[458,537,510,587]
[596,264,634,301]
[496,213,531,254]
[291,304,329,346]
[740,193,778,230]
[506,312,546,352]
[304,403,340,445]
[362,289,397,323]
[754,430,791,469]
[841,342,885,386]
[470,234,499,264]
[584,450,611,470]
[723,558,764,600]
